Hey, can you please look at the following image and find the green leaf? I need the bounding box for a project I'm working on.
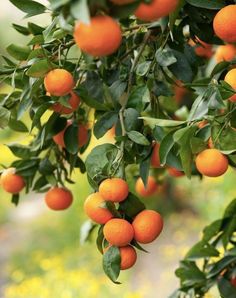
[127,85,150,112]
[26,59,53,78]
[159,131,176,165]
[11,193,20,206]
[64,123,79,154]
[136,61,152,76]
[94,112,118,139]
[38,158,55,175]
[8,144,31,159]
[207,256,236,278]
[49,0,70,10]
[12,24,30,35]
[185,240,219,260]
[218,277,236,298]
[203,219,223,242]
[139,157,150,187]
[0,107,11,129]
[75,86,107,111]
[103,246,121,284]
[7,44,30,61]
[8,118,28,133]
[96,226,104,255]
[70,0,90,24]
[119,193,145,218]
[127,131,150,146]
[9,0,46,17]
[80,220,96,245]
[141,117,186,129]
[190,137,207,154]
[124,108,141,132]
[155,48,177,67]
[224,199,236,219]
[186,0,226,9]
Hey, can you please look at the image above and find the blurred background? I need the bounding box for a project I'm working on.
[0,1,236,297]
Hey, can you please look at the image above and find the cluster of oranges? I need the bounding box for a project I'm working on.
[84,178,163,270]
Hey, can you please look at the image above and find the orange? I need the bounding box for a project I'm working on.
[224,69,236,102]
[135,0,179,22]
[135,176,158,197]
[74,16,122,57]
[132,210,163,244]
[197,120,208,129]
[167,167,185,177]
[104,245,137,270]
[84,192,113,224]
[44,69,75,96]
[151,143,162,168]
[110,0,135,4]
[231,277,236,287]
[45,187,73,210]
[53,121,88,148]
[99,178,129,202]
[174,82,187,104]
[51,92,80,114]
[103,218,134,246]
[215,44,236,63]
[195,149,228,177]
[0,168,25,194]
[193,38,213,59]
[213,5,236,43]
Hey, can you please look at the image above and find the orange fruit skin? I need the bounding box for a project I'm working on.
[74,16,122,57]
[215,45,236,63]
[197,120,208,129]
[213,5,236,43]
[135,0,179,22]
[99,178,129,202]
[231,277,236,287]
[151,143,162,168]
[110,0,135,4]
[51,92,80,115]
[167,167,185,177]
[135,176,158,197]
[195,149,228,177]
[0,168,25,194]
[45,187,73,210]
[84,192,113,224]
[132,210,163,244]
[224,69,236,102]
[104,245,137,270]
[174,83,187,104]
[44,69,75,97]
[103,218,134,247]
[53,121,88,148]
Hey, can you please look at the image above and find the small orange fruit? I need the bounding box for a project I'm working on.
[45,187,73,210]
[197,120,208,129]
[132,210,163,244]
[99,178,129,202]
[173,82,188,104]
[110,0,135,4]
[135,176,158,197]
[195,148,228,177]
[53,121,88,148]
[51,92,80,114]
[215,44,236,63]
[135,0,179,22]
[84,192,113,224]
[74,16,122,57]
[105,245,137,270]
[103,218,134,247]
[0,168,25,194]
[193,38,213,59]
[224,69,236,102]
[151,143,162,168]
[231,277,236,287]
[44,69,75,97]
[213,5,236,43]
[167,167,185,177]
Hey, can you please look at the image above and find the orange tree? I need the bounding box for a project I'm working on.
[1,0,236,295]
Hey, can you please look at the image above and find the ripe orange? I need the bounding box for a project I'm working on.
[84,192,113,224]
[193,39,213,59]
[73,16,122,57]
[110,0,135,4]
[215,44,236,63]
[45,187,73,210]
[103,218,134,247]
[135,176,158,197]
[99,178,129,202]
[44,69,75,97]
[104,245,137,270]
[51,92,80,114]
[151,143,162,168]
[167,167,185,177]
[195,149,228,177]
[135,0,179,22]
[132,210,163,244]
[213,5,236,43]
[0,168,25,194]
[53,121,88,148]
[224,69,236,102]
